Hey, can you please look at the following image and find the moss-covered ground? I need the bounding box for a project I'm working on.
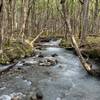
[0,34,100,64]
[0,39,33,64]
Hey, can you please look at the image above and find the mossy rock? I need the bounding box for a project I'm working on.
[0,53,10,64]
[0,41,33,64]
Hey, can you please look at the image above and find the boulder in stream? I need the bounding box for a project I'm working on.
[39,56,57,66]
[51,53,58,57]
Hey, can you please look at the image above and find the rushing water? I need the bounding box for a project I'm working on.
[39,46,100,100]
[0,40,100,100]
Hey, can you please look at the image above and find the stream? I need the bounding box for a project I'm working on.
[0,39,100,100]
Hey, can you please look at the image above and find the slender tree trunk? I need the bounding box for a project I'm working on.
[0,0,4,50]
[80,0,89,45]
[92,0,98,34]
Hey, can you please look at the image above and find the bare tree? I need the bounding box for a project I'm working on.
[80,0,89,45]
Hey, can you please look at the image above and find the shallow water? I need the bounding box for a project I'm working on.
[0,40,100,100]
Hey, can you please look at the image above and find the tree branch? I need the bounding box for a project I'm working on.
[60,0,65,4]
[79,0,84,5]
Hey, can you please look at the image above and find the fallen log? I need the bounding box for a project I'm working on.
[25,30,44,47]
[71,35,100,76]
[0,62,18,75]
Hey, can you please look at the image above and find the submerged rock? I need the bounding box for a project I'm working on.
[22,59,38,66]
[36,89,43,100]
[37,53,44,58]
[51,53,58,57]
[15,61,23,67]
[29,95,36,100]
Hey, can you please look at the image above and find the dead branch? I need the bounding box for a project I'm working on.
[79,0,84,5]
[25,30,44,47]
[0,62,18,75]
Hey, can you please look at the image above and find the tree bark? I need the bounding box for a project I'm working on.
[80,0,89,45]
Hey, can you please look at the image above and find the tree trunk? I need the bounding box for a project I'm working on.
[80,0,89,45]
[60,0,72,39]
[92,0,99,34]
[0,0,4,50]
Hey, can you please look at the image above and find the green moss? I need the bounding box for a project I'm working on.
[0,41,33,64]
[0,53,10,64]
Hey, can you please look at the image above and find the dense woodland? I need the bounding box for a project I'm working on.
[0,0,100,64]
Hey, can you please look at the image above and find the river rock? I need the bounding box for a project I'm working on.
[11,96,21,100]
[10,92,25,100]
[30,95,36,100]
[39,57,57,66]
[51,53,58,57]
[37,53,44,58]
[36,89,43,100]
